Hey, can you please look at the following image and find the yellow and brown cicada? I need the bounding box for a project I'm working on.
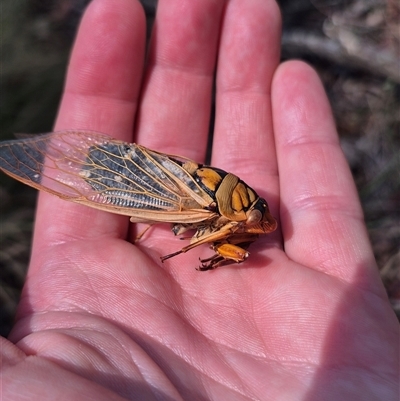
[0,131,277,270]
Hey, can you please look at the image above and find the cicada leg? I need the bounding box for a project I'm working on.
[134,225,154,242]
[197,242,250,271]
[197,255,225,271]
[161,224,260,270]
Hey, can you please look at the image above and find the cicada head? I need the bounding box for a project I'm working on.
[245,197,277,234]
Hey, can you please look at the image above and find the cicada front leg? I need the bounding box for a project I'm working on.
[198,234,259,271]
[197,243,248,271]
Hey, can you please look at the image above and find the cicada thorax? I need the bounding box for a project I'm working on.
[194,168,250,219]
[186,165,273,232]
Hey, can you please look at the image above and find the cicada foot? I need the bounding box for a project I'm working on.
[197,243,250,271]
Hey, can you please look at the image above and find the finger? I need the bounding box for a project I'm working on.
[272,61,378,281]
[211,0,281,211]
[32,0,146,254]
[135,0,225,161]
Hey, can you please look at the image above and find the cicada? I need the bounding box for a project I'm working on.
[0,131,277,270]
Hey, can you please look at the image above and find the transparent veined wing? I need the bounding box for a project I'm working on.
[0,131,216,223]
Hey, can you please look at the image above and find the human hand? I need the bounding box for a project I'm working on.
[2,1,398,400]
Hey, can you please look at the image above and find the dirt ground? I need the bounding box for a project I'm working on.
[0,0,399,337]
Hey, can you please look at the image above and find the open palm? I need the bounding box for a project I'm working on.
[2,1,398,400]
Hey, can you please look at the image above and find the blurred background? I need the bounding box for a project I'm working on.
[1,0,399,337]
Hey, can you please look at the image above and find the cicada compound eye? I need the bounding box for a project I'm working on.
[246,208,263,226]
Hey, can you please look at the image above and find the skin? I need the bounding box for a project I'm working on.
[1,0,398,400]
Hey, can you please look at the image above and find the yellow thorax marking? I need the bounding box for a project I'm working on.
[216,173,247,221]
[196,167,223,191]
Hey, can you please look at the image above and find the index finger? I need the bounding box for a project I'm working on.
[32,0,146,253]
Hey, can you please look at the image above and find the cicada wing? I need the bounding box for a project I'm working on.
[0,131,213,222]
[0,131,101,198]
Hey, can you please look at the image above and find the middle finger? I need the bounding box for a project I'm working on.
[135,0,225,162]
